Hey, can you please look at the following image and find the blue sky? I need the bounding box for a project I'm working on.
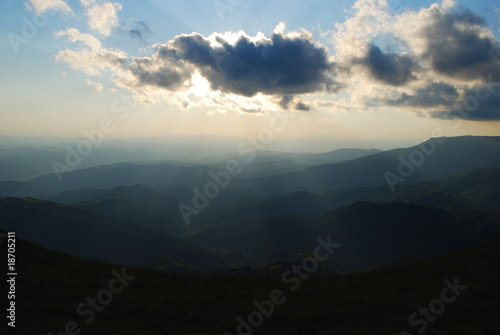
[1,0,500,142]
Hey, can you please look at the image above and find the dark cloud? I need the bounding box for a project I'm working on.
[430,85,500,121]
[279,95,311,111]
[385,82,459,108]
[295,101,311,111]
[152,32,339,97]
[279,95,294,109]
[128,21,153,42]
[422,9,500,82]
[353,44,418,86]
[241,108,265,114]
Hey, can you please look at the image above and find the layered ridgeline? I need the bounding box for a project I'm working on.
[1,136,500,199]
[229,136,500,195]
[1,136,500,274]
[190,166,500,230]
[1,196,500,274]
[0,197,242,272]
[5,228,500,334]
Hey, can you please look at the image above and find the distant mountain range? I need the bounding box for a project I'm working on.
[1,136,499,199]
[229,136,500,195]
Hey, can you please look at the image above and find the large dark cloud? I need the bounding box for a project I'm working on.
[353,44,418,86]
[422,9,500,82]
[430,84,500,121]
[136,31,338,102]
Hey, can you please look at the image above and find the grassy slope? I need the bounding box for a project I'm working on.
[5,230,500,335]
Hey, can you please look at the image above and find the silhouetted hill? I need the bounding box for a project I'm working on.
[6,228,500,334]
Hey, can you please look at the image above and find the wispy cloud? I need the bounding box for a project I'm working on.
[26,0,73,15]
[54,28,126,75]
[127,20,153,43]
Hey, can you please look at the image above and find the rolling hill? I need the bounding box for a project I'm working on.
[191,165,500,230]
[190,201,500,272]
[6,228,500,334]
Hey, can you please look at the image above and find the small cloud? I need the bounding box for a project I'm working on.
[27,0,73,15]
[86,79,104,91]
[54,28,127,75]
[240,108,265,114]
[127,20,153,43]
[295,101,311,111]
[82,0,122,36]
[278,95,311,111]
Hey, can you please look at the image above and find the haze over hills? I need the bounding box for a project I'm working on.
[0,135,394,181]
[191,166,500,229]
[2,136,500,200]
[230,136,500,195]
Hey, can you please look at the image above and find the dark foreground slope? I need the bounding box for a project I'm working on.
[3,229,499,335]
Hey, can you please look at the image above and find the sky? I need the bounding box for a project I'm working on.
[1,0,500,144]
